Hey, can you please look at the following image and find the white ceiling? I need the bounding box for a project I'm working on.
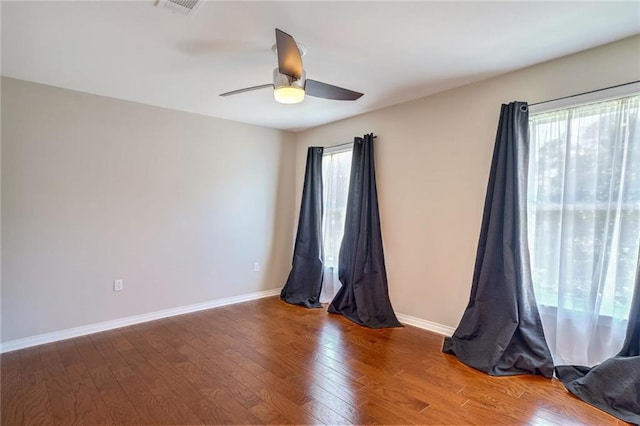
[2,1,639,131]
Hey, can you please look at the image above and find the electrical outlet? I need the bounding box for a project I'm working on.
[113,279,124,292]
[253,262,260,272]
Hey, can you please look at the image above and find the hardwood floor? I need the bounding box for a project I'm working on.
[1,296,625,425]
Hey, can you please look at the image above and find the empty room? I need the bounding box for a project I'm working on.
[1,1,639,425]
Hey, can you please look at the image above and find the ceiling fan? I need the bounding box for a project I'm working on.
[219,29,363,104]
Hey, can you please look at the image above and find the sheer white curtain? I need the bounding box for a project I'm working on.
[319,148,352,303]
[528,94,640,366]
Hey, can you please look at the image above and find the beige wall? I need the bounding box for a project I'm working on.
[1,77,296,342]
[293,35,640,329]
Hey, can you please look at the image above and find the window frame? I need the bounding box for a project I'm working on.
[323,143,353,155]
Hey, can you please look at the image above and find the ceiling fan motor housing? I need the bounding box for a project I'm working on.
[273,67,306,90]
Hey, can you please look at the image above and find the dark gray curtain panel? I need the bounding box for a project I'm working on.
[555,259,640,425]
[280,147,324,308]
[442,102,554,377]
[328,134,402,328]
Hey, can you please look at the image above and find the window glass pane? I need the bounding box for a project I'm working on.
[320,149,351,304]
[529,96,640,317]
[322,150,352,267]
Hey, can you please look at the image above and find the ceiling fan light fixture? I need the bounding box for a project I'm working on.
[273,67,306,104]
[274,86,305,104]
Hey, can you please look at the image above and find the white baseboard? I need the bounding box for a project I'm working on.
[396,312,455,337]
[0,288,281,354]
[1,291,455,354]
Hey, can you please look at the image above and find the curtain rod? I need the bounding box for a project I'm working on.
[325,135,377,150]
[528,80,639,107]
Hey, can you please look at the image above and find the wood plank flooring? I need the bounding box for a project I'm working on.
[1,296,625,425]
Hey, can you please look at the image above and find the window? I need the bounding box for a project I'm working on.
[527,89,640,366]
[319,145,352,303]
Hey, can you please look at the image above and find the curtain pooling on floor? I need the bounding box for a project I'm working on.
[556,259,640,425]
[442,102,554,377]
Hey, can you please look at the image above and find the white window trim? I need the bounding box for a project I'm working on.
[323,143,353,155]
[529,81,640,115]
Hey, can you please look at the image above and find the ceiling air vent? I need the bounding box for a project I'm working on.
[156,0,200,16]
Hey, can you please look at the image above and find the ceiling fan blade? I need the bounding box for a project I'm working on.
[275,28,303,80]
[219,84,273,97]
[305,79,363,101]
